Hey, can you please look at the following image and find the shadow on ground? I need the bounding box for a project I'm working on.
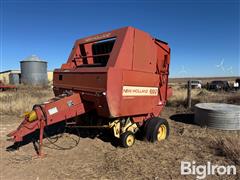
[6,121,123,153]
[170,113,196,125]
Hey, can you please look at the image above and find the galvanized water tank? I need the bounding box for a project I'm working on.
[9,73,20,85]
[194,103,240,130]
[20,55,48,86]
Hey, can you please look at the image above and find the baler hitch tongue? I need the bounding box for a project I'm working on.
[7,93,86,156]
[7,130,20,142]
[7,109,42,142]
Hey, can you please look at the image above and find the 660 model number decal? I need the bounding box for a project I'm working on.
[122,86,158,96]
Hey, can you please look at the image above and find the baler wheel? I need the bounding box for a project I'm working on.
[120,131,135,148]
[145,117,169,142]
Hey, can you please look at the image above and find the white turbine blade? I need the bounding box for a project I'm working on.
[216,58,224,67]
[220,59,224,65]
[221,66,225,72]
[178,65,187,74]
[227,66,233,74]
[227,66,233,71]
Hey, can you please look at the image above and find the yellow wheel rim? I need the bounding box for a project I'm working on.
[126,134,134,147]
[157,124,167,141]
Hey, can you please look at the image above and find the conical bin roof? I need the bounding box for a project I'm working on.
[21,55,46,63]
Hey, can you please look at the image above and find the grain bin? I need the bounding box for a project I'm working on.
[9,73,20,85]
[20,55,48,86]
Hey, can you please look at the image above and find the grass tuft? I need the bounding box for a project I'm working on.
[211,135,240,165]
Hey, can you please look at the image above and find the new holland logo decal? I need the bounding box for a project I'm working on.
[122,86,159,96]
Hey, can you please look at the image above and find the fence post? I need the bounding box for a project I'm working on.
[187,80,192,108]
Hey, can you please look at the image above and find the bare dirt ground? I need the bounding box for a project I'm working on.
[0,85,239,180]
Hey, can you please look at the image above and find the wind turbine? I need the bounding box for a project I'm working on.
[179,65,187,75]
[216,58,225,72]
[226,66,233,74]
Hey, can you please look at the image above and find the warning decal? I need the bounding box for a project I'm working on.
[122,86,158,96]
[48,107,58,115]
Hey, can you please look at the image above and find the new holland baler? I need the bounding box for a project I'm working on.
[8,26,172,155]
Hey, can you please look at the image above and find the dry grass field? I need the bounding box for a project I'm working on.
[168,84,240,107]
[0,82,239,179]
[0,86,54,116]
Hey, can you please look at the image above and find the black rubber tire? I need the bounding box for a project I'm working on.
[145,117,169,142]
[120,131,135,148]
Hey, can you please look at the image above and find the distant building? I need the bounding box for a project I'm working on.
[47,71,53,82]
[0,69,53,84]
[0,70,21,84]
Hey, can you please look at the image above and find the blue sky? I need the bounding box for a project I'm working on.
[0,0,239,77]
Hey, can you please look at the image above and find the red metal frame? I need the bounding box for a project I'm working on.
[0,81,17,91]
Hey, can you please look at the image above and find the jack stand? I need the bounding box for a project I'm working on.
[34,119,46,158]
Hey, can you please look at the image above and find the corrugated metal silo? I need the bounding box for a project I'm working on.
[20,55,48,86]
[9,73,20,85]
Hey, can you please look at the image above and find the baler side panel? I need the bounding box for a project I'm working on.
[132,29,157,73]
[53,71,107,93]
[119,70,160,117]
[110,27,134,70]
[155,41,171,103]
[106,68,123,117]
